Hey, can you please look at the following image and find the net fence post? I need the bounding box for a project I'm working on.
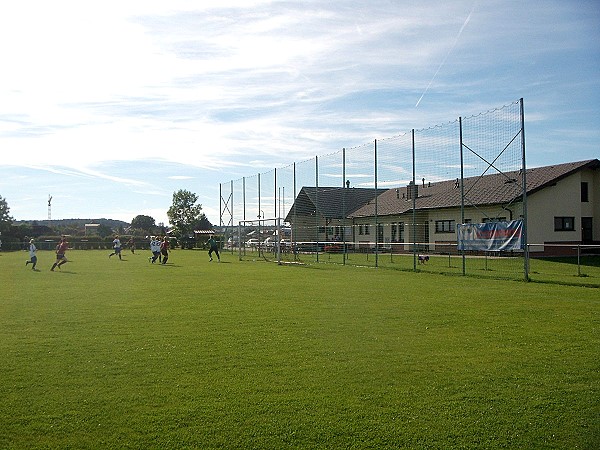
[274,168,278,220]
[342,147,347,266]
[374,139,379,268]
[243,177,246,222]
[277,216,282,265]
[315,155,319,263]
[257,173,262,258]
[459,116,466,276]
[411,129,417,271]
[520,98,529,281]
[293,162,297,261]
[238,221,242,261]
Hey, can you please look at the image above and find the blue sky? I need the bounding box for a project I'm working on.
[1,0,598,226]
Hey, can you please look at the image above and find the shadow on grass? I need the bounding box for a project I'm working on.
[533,255,600,268]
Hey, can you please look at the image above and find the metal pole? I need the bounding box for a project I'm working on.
[459,116,466,276]
[258,173,261,258]
[374,139,379,268]
[412,129,417,271]
[315,156,319,263]
[230,180,234,255]
[520,98,529,281]
[238,221,242,261]
[293,162,297,261]
[342,147,347,265]
[277,216,282,265]
[243,177,246,222]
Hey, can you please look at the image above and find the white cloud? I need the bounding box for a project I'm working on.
[1,0,598,225]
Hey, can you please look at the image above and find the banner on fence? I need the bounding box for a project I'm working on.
[457,219,524,251]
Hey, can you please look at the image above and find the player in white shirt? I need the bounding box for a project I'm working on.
[149,236,162,264]
[25,238,38,270]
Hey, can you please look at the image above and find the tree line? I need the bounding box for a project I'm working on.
[0,189,213,250]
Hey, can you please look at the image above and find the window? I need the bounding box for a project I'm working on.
[554,217,575,231]
[435,220,455,233]
[358,224,364,235]
[334,226,342,238]
[581,182,589,202]
[364,224,370,235]
[391,222,405,242]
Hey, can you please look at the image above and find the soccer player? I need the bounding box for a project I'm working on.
[127,237,136,254]
[25,238,38,270]
[208,235,220,262]
[160,236,169,265]
[109,235,122,260]
[51,236,69,271]
[149,236,162,263]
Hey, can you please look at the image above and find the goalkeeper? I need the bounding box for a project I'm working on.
[208,235,220,262]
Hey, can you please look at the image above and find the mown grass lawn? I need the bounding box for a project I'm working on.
[1,248,599,449]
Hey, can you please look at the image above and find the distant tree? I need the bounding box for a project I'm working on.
[0,195,14,235]
[131,215,156,232]
[167,190,205,238]
[54,224,81,236]
[13,223,33,241]
[97,224,113,238]
[193,215,213,230]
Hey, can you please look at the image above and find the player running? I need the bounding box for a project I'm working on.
[25,238,38,270]
[109,235,122,260]
[160,236,170,265]
[149,236,162,263]
[51,236,69,271]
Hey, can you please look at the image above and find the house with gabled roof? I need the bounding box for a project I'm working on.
[347,159,599,255]
[285,186,386,248]
[285,159,599,256]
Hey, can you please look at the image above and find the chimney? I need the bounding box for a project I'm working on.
[407,181,418,199]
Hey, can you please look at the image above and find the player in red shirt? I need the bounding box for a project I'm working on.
[51,236,69,271]
[160,236,170,265]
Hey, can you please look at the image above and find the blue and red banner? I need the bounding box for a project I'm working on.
[457,219,524,251]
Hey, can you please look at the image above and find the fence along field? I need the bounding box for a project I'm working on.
[220,99,539,281]
[220,99,598,284]
[227,239,600,287]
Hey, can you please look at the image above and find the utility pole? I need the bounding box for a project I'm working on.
[48,195,52,220]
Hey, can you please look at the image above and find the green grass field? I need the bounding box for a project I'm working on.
[1,249,599,449]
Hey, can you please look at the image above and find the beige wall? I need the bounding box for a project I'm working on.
[527,169,594,245]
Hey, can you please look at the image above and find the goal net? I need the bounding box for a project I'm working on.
[235,218,291,264]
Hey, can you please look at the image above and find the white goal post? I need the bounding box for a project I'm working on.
[237,218,284,264]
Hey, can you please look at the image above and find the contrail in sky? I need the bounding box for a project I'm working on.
[415,2,477,108]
